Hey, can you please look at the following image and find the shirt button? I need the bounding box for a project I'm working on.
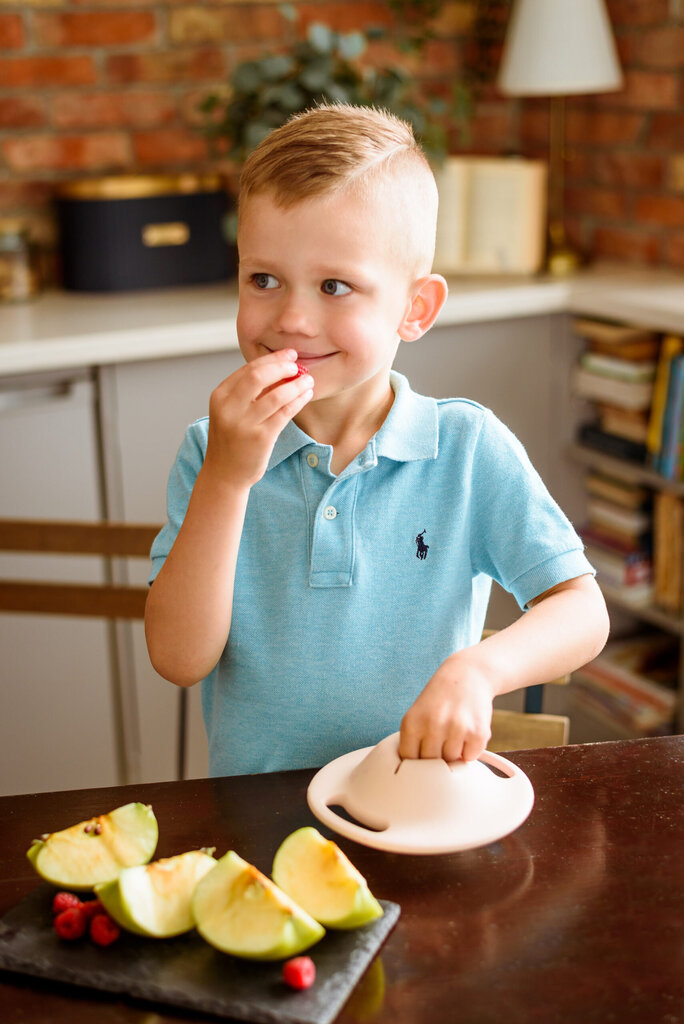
[323,505,337,520]
[306,453,319,468]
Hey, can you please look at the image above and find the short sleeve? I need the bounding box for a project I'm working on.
[468,409,594,609]
[148,419,208,584]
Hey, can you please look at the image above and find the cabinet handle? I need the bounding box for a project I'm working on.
[0,381,74,412]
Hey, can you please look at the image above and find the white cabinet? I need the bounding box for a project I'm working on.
[0,371,121,796]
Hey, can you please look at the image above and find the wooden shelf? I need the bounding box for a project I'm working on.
[599,584,683,636]
[568,443,684,496]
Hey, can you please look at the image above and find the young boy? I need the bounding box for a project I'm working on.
[145,104,608,777]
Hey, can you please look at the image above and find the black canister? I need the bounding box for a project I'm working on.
[57,173,236,292]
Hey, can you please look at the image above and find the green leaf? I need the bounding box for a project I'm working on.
[278,3,297,22]
[232,61,263,94]
[308,23,333,54]
[260,54,295,82]
[337,31,366,60]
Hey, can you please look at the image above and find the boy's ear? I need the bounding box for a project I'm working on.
[399,274,449,342]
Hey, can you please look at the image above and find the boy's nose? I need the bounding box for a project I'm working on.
[274,292,317,337]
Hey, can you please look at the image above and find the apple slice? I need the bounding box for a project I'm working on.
[272,827,383,929]
[192,850,325,960]
[27,802,158,891]
[95,848,217,937]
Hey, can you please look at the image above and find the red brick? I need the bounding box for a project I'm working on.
[170,4,286,44]
[566,185,628,219]
[565,108,642,146]
[592,151,665,189]
[635,194,684,228]
[53,91,177,129]
[133,128,209,166]
[0,180,54,212]
[591,224,661,265]
[0,55,96,87]
[0,95,46,129]
[646,113,684,149]
[3,133,130,173]
[605,0,670,27]
[635,27,684,70]
[459,102,516,154]
[33,11,157,48]
[664,233,684,270]
[0,13,24,49]
[296,3,394,35]
[600,70,679,110]
[106,48,225,84]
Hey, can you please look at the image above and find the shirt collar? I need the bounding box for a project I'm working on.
[267,370,439,472]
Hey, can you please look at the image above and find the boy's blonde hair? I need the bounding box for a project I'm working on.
[238,104,439,276]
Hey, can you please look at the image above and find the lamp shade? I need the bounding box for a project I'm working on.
[498,0,623,96]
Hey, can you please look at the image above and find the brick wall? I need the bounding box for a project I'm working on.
[0,0,682,273]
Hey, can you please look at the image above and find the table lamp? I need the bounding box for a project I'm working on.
[498,0,623,275]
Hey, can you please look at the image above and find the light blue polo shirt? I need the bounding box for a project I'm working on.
[150,371,593,776]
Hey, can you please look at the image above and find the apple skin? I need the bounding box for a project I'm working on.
[94,848,216,938]
[272,826,383,929]
[27,803,158,891]
[192,850,325,961]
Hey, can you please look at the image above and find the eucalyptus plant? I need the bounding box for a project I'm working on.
[199,10,465,167]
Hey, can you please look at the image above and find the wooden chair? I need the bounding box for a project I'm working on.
[0,518,160,619]
[0,518,193,780]
[482,629,571,752]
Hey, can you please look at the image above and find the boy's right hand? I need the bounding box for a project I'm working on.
[203,349,313,489]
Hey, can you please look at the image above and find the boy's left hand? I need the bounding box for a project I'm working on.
[398,654,495,763]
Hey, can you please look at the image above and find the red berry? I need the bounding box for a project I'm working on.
[52,891,82,915]
[90,913,120,947]
[54,906,87,940]
[282,956,316,990]
[80,898,103,920]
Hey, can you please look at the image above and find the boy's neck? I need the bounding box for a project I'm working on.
[294,381,395,475]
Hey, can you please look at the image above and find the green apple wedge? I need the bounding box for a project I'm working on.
[192,850,325,960]
[27,803,158,891]
[272,827,383,929]
[95,848,217,937]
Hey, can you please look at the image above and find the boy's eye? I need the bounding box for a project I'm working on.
[321,279,351,296]
[252,273,279,290]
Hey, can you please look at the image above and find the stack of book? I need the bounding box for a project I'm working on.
[571,632,678,737]
[646,334,684,478]
[580,470,653,604]
[572,318,660,464]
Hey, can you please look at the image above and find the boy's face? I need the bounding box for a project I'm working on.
[236,187,420,407]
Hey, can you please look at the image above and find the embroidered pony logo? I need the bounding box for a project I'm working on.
[415,530,429,560]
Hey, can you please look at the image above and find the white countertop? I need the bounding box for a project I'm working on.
[0,263,682,377]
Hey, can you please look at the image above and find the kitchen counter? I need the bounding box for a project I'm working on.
[0,735,682,1024]
[1,263,682,377]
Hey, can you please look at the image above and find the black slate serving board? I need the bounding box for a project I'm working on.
[0,885,399,1024]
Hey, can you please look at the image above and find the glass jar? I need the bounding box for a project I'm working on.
[0,218,41,302]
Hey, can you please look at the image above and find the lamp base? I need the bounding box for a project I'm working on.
[546,221,581,276]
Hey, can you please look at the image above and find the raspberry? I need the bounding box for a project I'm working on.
[52,891,82,915]
[54,906,87,941]
[90,913,120,947]
[288,363,310,381]
[80,898,103,920]
[282,956,316,990]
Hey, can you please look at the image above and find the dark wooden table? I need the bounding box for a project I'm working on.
[1,736,682,1024]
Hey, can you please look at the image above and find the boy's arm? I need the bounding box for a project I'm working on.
[398,573,609,762]
[145,350,313,687]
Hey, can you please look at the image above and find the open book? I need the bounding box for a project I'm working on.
[432,156,547,275]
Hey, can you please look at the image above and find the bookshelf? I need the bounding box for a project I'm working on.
[567,317,684,739]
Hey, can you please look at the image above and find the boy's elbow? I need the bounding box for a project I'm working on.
[585,576,610,659]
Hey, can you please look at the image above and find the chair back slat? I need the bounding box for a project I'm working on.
[0,518,160,620]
